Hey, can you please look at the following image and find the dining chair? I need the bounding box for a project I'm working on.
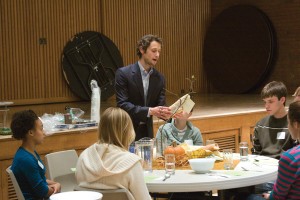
[45,149,78,192]
[74,185,129,200]
[6,166,25,200]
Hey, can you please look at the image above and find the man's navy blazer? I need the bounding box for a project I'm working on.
[115,62,166,139]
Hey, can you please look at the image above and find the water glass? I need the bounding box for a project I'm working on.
[239,142,249,161]
[165,154,176,175]
[223,149,233,170]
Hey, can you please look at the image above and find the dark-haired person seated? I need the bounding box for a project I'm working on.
[11,110,61,200]
[246,101,300,200]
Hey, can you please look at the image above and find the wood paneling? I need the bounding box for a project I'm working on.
[202,128,240,152]
[0,0,102,104]
[101,0,211,95]
[1,0,210,105]
[2,0,299,104]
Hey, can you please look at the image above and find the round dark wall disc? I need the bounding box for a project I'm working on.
[203,5,276,93]
[62,31,123,100]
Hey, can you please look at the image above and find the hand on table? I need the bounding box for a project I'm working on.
[49,182,61,194]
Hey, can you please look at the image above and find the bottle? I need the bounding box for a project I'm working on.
[90,80,101,123]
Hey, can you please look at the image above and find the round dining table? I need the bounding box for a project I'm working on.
[50,191,103,200]
[146,154,278,193]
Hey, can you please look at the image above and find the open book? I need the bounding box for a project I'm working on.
[169,94,195,114]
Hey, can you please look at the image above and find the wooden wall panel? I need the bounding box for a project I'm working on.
[41,0,102,101]
[101,0,211,95]
[3,0,300,105]
[0,0,211,105]
[202,128,240,152]
[1,0,44,101]
[0,0,102,104]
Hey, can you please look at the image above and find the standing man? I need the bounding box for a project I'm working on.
[115,34,172,140]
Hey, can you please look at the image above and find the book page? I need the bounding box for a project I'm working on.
[169,94,195,114]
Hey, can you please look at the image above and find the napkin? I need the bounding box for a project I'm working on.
[144,175,160,182]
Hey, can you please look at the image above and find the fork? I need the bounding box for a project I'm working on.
[163,173,171,181]
[208,173,230,178]
[241,166,264,172]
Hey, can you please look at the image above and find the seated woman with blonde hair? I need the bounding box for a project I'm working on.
[76,107,151,200]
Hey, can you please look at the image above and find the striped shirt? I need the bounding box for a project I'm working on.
[270,145,300,199]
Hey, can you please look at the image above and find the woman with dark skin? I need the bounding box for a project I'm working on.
[11,110,61,200]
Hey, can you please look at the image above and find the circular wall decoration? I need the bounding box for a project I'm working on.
[203,5,276,93]
[62,31,123,101]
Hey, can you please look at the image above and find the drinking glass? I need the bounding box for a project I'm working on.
[223,149,233,170]
[165,154,176,175]
[239,142,249,161]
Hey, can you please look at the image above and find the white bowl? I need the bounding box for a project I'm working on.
[189,158,216,173]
